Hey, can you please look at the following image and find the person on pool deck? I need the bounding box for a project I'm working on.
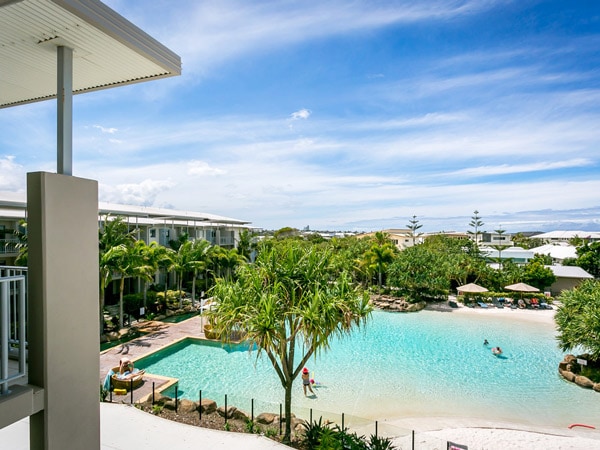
[302,367,315,396]
[118,358,145,380]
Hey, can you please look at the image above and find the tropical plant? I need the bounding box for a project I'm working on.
[363,237,396,293]
[555,280,600,359]
[98,215,137,332]
[102,241,153,328]
[575,241,600,278]
[13,219,28,266]
[206,241,371,444]
[522,259,556,291]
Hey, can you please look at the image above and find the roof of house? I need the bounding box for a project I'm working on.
[530,243,578,260]
[546,265,594,279]
[531,230,600,240]
[1,0,181,108]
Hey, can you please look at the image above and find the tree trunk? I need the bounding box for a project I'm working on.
[284,380,293,444]
[191,270,197,307]
[119,277,125,329]
[99,285,105,337]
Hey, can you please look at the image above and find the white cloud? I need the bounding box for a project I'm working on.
[290,109,311,120]
[100,179,175,206]
[93,125,118,134]
[187,160,226,176]
[0,156,26,191]
[446,159,592,178]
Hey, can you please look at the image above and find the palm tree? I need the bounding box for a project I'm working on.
[206,241,371,444]
[130,240,161,310]
[189,239,211,305]
[98,215,136,333]
[365,242,396,293]
[102,242,153,329]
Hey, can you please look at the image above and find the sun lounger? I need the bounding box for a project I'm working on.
[477,302,488,308]
[448,300,459,308]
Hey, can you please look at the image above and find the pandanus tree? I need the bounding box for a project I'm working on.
[206,241,371,444]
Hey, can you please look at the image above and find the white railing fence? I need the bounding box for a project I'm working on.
[0,266,27,395]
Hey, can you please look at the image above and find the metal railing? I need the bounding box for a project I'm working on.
[0,238,19,255]
[0,266,27,395]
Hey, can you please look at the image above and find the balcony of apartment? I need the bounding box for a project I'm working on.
[0,266,42,430]
[0,238,19,256]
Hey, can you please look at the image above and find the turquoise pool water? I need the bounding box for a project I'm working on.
[136,310,600,427]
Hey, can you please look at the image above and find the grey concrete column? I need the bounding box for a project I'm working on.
[27,172,99,450]
[57,46,73,176]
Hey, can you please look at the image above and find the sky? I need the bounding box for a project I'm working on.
[1,0,600,233]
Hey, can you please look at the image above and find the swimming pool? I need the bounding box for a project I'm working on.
[136,310,600,428]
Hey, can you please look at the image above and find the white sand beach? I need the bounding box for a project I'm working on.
[385,302,600,449]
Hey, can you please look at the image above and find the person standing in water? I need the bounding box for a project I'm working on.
[302,367,315,396]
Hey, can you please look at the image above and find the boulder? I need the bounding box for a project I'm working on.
[256,412,277,425]
[163,399,177,410]
[200,398,217,414]
[574,375,595,389]
[178,399,198,414]
[594,383,600,393]
[231,408,250,421]
[559,368,576,382]
[217,405,238,418]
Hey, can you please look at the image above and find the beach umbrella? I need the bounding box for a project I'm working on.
[457,283,488,294]
[504,282,540,293]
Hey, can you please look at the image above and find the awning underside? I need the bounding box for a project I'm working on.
[0,0,181,108]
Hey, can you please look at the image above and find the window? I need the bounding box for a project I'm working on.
[150,229,156,238]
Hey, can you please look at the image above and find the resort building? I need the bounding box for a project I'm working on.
[0,1,181,449]
[530,230,600,243]
[480,246,534,264]
[356,229,418,250]
[0,194,252,267]
[529,243,578,265]
[546,265,594,295]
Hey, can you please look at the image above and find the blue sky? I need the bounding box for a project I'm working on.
[2,0,600,232]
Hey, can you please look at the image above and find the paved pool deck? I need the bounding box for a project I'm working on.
[100,314,209,403]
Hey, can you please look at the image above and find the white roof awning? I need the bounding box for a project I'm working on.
[0,0,181,108]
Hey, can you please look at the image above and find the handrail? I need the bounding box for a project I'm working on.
[0,267,27,396]
[0,238,19,255]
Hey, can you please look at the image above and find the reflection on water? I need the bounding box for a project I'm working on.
[137,310,600,428]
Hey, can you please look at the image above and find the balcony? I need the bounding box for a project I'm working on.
[0,266,27,396]
[0,238,19,255]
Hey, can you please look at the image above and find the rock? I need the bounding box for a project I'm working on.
[574,375,594,389]
[200,399,217,414]
[217,405,238,418]
[256,412,277,424]
[231,409,249,421]
[594,383,600,393]
[178,399,198,414]
[559,369,575,382]
[163,399,177,410]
